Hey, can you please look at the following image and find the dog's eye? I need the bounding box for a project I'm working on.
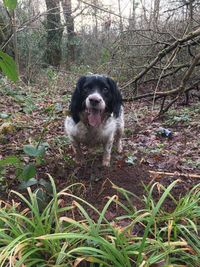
[102,87,109,94]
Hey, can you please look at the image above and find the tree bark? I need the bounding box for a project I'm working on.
[45,0,63,67]
[118,0,123,32]
[0,6,14,58]
[62,0,75,66]
[11,9,19,73]
[153,0,160,27]
[129,0,136,29]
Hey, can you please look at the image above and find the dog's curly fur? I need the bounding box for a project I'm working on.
[64,75,124,166]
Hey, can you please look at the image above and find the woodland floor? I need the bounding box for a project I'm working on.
[0,74,200,218]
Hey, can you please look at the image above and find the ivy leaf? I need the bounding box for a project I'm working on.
[125,155,137,165]
[0,51,18,82]
[23,145,43,157]
[0,113,10,119]
[0,155,21,166]
[23,143,49,157]
[18,178,38,190]
[39,178,53,194]
[3,0,17,10]
[20,164,36,181]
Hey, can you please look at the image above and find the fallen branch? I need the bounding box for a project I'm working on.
[139,62,200,85]
[122,79,200,102]
[149,170,200,179]
[158,52,200,115]
[121,27,200,90]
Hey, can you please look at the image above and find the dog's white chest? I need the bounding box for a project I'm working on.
[65,116,116,146]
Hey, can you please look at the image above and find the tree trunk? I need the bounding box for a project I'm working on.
[45,0,63,67]
[91,0,98,38]
[11,9,19,73]
[188,0,194,31]
[0,5,15,59]
[118,0,123,32]
[153,0,160,27]
[61,0,75,66]
[130,0,136,29]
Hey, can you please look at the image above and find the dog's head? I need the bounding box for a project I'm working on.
[70,75,122,126]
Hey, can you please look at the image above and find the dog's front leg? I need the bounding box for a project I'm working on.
[116,128,124,153]
[102,138,114,167]
[71,140,83,164]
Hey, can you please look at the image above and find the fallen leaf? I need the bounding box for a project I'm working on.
[0,122,15,134]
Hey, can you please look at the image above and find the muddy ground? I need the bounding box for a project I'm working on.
[0,82,200,217]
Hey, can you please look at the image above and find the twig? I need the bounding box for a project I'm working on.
[121,27,200,90]
[158,52,200,115]
[122,79,200,102]
[149,170,200,179]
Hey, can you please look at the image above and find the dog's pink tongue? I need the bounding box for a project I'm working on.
[88,110,101,127]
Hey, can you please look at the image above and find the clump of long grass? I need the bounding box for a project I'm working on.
[113,180,200,266]
[0,176,199,266]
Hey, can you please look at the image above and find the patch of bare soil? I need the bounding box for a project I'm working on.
[50,157,150,213]
[47,158,198,219]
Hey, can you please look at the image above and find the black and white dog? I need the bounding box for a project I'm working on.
[64,74,124,166]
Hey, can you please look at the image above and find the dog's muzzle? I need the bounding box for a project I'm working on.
[85,93,105,127]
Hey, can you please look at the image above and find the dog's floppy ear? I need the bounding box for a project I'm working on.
[107,77,122,117]
[70,76,86,123]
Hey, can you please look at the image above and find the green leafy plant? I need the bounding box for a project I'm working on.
[23,142,49,165]
[0,0,18,81]
[17,142,50,191]
[0,177,199,266]
[125,155,137,165]
[46,67,58,84]
[0,142,49,192]
[0,51,18,82]
[0,113,10,119]
[0,155,39,194]
[0,175,75,266]
[3,0,17,10]
[114,180,200,266]
[0,155,29,181]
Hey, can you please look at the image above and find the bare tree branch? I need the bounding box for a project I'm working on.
[121,27,200,90]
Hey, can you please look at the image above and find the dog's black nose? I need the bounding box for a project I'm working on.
[89,97,101,106]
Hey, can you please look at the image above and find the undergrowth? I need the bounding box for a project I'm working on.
[0,176,199,267]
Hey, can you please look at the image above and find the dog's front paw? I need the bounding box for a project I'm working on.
[102,155,110,167]
[117,141,123,153]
